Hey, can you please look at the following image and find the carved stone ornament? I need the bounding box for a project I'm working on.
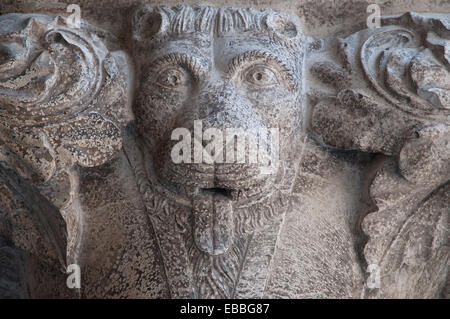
[0,3,448,299]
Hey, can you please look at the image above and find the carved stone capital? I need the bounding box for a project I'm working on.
[0,4,448,299]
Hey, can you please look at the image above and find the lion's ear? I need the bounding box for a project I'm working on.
[132,6,168,41]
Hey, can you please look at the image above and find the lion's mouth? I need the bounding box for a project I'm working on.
[142,145,285,256]
[147,140,282,207]
[163,171,274,203]
[156,161,277,198]
[154,167,274,204]
[200,187,237,200]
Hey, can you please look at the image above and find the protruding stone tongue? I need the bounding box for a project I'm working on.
[192,191,233,255]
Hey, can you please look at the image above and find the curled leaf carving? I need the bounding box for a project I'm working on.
[309,12,449,298]
[0,13,133,298]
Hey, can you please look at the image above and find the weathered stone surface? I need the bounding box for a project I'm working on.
[309,11,449,298]
[0,12,132,297]
[0,1,448,299]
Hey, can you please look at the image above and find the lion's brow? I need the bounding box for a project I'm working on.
[151,53,208,79]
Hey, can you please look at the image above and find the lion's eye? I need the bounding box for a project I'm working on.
[244,65,278,87]
[156,67,189,89]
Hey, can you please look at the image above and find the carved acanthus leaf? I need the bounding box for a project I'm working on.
[0,13,132,205]
[0,161,67,269]
[0,13,132,297]
[308,12,450,298]
[310,12,449,155]
[362,156,448,298]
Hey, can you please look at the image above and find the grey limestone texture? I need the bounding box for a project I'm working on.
[0,1,448,298]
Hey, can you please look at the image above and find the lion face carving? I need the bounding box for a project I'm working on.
[132,5,305,258]
[133,5,304,193]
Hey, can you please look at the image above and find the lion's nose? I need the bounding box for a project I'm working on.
[195,83,263,132]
